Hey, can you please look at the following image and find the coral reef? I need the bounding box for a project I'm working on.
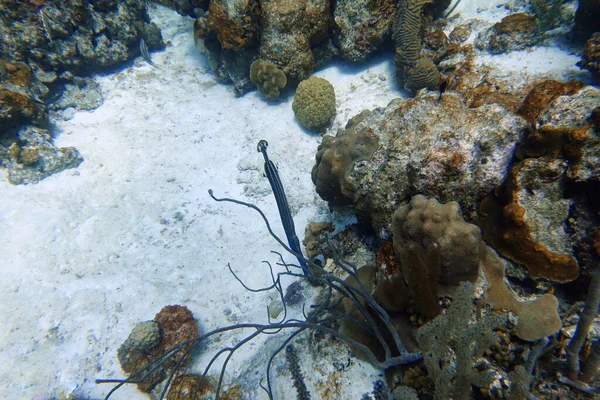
[0,0,164,80]
[379,195,561,342]
[249,59,287,100]
[292,76,336,132]
[194,0,457,95]
[312,91,527,233]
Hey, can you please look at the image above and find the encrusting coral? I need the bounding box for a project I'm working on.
[249,59,287,100]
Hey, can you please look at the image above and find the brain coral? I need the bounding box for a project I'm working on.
[393,0,440,92]
[292,76,336,132]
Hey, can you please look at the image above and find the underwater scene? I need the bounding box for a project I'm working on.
[1,0,599,399]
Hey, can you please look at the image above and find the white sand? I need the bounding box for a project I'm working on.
[0,2,590,399]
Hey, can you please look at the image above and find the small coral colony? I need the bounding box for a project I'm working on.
[1,0,599,399]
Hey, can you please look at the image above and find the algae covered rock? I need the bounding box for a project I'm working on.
[577,32,600,84]
[2,126,83,185]
[292,76,336,132]
[475,13,540,54]
[115,305,199,393]
[332,0,398,62]
[480,158,578,283]
[312,91,527,233]
[259,0,330,85]
[117,321,162,373]
[0,0,164,80]
[249,59,287,100]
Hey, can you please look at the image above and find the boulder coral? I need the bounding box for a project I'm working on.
[292,76,336,132]
[392,195,482,287]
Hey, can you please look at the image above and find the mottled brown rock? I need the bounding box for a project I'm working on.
[153,304,199,367]
[303,221,335,259]
[0,60,48,133]
[0,90,46,132]
[449,25,470,43]
[577,32,600,85]
[117,320,164,392]
[332,0,398,62]
[422,23,456,65]
[520,86,600,183]
[118,305,199,393]
[0,60,33,87]
[518,80,586,123]
[207,0,260,50]
[440,48,525,112]
[166,374,214,400]
[475,13,540,54]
